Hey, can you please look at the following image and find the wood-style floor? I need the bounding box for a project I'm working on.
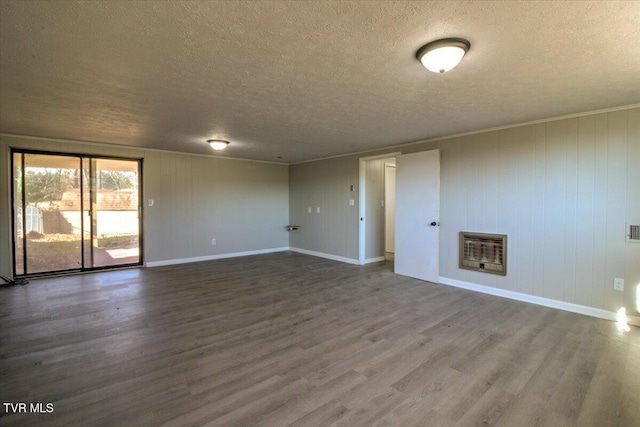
[1,252,638,426]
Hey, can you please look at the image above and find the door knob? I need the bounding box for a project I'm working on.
[430,221,438,226]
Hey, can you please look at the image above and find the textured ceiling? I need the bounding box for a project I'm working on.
[1,1,639,163]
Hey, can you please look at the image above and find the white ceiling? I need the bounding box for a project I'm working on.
[1,1,639,163]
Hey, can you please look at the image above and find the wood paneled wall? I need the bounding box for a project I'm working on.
[289,107,640,315]
[0,136,290,276]
[440,109,639,315]
[289,155,358,259]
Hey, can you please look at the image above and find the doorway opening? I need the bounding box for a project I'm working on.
[11,150,143,277]
[384,163,396,261]
[358,153,399,265]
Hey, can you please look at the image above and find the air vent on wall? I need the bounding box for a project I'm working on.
[627,223,640,242]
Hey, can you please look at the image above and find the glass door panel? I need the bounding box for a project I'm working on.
[91,158,140,267]
[13,153,24,276]
[82,158,92,269]
[22,153,83,274]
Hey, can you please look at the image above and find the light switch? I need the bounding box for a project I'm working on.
[148,199,154,207]
[316,207,320,213]
[349,199,355,206]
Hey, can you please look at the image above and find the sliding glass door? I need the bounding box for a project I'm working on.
[12,151,142,276]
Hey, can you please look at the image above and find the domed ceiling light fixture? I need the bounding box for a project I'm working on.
[208,139,230,150]
[416,38,470,73]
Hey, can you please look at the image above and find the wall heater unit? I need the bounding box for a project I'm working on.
[459,232,507,276]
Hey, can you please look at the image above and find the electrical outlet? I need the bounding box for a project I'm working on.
[308,207,311,213]
[349,199,355,206]
[211,238,217,246]
[316,207,320,213]
[613,278,624,291]
[148,199,154,207]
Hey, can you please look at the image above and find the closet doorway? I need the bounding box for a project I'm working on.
[384,163,396,261]
[358,153,399,265]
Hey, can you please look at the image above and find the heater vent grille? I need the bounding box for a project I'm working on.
[627,223,640,242]
[459,232,507,275]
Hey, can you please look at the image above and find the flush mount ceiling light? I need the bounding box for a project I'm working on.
[416,38,470,73]
[207,140,229,150]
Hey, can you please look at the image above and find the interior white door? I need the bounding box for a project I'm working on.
[395,149,440,282]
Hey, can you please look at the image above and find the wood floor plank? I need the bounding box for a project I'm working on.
[286,399,349,427]
[1,251,638,426]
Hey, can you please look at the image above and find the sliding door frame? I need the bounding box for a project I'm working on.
[10,148,144,277]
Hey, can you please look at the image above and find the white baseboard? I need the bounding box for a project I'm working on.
[145,247,290,267]
[439,277,640,327]
[289,247,360,265]
[365,256,386,264]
